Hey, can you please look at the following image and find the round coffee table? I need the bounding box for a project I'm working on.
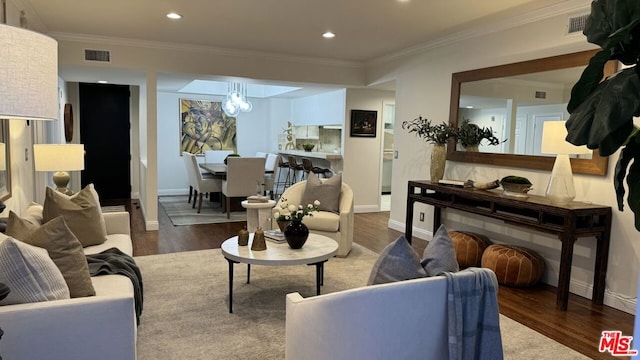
[221,233,338,313]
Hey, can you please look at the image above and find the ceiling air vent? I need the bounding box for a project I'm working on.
[84,49,111,62]
[535,91,547,99]
[567,14,589,34]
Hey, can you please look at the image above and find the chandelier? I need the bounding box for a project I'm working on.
[222,82,253,117]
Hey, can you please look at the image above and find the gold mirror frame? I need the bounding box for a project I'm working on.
[447,50,616,175]
[0,119,10,201]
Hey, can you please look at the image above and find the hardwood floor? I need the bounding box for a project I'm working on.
[128,199,634,359]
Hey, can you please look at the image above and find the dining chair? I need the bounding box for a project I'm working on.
[222,157,266,218]
[182,152,199,205]
[187,153,222,213]
[256,151,268,158]
[204,150,233,164]
[263,153,279,199]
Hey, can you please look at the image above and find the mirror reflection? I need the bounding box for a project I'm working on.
[447,50,615,175]
[458,66,590,159]
[0,119,10,201]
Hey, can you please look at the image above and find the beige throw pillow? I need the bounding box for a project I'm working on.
[301,172,342,213]
[6,212,96,298]
[43,186,108,247]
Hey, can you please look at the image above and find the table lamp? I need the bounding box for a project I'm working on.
[33,144,85,195]
[540,121,591,205]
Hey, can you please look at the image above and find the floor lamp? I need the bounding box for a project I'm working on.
[540,121,591,205]
[33,144,85,195]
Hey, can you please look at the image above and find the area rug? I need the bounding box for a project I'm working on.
[134,244,589,360]
[158,195,246,226]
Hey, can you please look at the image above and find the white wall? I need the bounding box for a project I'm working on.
[291,89,346,126]
[369,9,637,313]
[343,88,396,212]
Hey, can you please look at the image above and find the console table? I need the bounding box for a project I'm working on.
[405,181,612,311]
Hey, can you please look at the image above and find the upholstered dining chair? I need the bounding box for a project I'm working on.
[222,157,266,219]
[185,152,222,213]
[263,153,279,199]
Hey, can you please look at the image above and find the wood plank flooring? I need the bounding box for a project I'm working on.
[126,199,634,359]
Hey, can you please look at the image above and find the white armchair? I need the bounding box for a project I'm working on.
[272,180,353,257]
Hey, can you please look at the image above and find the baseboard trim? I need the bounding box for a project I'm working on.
[355,205,380,213]
[388,218,433,240]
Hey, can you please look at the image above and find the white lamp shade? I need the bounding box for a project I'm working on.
[33,144,85,171]
[540,121,591,155]
[0,24,58,121]
[0,143,6,171]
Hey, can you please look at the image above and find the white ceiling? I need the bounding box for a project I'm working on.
[24,0,574,97]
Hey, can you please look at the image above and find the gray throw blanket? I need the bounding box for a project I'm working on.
[443,268,503,360]
[86,248,143,325]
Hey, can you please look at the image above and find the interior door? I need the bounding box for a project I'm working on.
[79,83,131,200]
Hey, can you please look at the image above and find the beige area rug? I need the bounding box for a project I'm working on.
[134,244,589,360]
[159,195,246,226]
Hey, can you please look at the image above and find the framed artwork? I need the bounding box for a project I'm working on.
[179,99,237,155]
[350,110,377,137]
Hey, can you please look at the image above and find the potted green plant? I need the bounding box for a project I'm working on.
[565,0,640,231]
[402,116,457,183]
[457,119,504,151]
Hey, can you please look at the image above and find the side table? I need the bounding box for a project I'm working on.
[241,199,276,232]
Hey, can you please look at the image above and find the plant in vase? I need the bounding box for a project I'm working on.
[401,115,457,183]
[457,118,504,151]
[274,198,320,249]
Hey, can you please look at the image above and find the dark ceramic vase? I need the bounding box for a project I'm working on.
[284,220,309,249]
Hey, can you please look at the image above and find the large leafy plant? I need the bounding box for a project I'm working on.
[566,0,640,230]
[402,116,457,145]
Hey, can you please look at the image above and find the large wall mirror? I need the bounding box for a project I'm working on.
[447,50,616,175]
[0,119,10,201]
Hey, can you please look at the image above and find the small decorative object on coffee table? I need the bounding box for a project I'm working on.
[238,226,249,246]
[251,227,267,251]
[276,198,320,249]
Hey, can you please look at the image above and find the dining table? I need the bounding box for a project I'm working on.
[199,163,275,177]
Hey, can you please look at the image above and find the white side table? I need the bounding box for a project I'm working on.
[241,199,276,232]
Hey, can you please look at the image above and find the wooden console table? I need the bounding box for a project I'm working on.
[405,181,612,311]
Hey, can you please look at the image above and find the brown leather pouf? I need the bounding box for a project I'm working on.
[449,231,492,267]
[481,244,545,287]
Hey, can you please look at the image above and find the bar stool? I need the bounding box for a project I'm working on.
[288,156,305,183]
[273,155,292,198]
[302,157,332,179]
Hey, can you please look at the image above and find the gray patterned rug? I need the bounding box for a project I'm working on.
[158,195,246,226]
[134,244,588,360]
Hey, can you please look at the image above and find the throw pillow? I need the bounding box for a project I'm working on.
[21,203,44,226]
[421,224,460,276]
[6,212,96,298]
[43,185,107,247]
[0,237,70,305]
[367,235,427,285]
[301,172,342,213]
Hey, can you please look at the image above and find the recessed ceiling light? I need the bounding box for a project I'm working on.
[166,12,182,20]
[322,31,335,39]
[465,106,473,109]
[98,80,108,84]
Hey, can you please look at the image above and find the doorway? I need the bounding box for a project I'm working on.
[380,102,394,211]
[79,83,131,200]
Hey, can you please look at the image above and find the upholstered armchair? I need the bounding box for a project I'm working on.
[272,180,354,257]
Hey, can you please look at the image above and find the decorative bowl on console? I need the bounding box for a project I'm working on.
[500,176,532,198]
[302,143,315,152]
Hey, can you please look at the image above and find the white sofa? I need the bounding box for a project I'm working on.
[0,211,136,360]
[285,269,502,360]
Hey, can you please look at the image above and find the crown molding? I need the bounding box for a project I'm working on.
[50,32,364,69]
[368,0,591,66]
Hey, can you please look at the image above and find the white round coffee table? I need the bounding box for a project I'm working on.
[240,199,276,232]
[221,233,338,313]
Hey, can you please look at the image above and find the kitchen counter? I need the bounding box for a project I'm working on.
[278,150,343,173]
[278,149,342,160]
